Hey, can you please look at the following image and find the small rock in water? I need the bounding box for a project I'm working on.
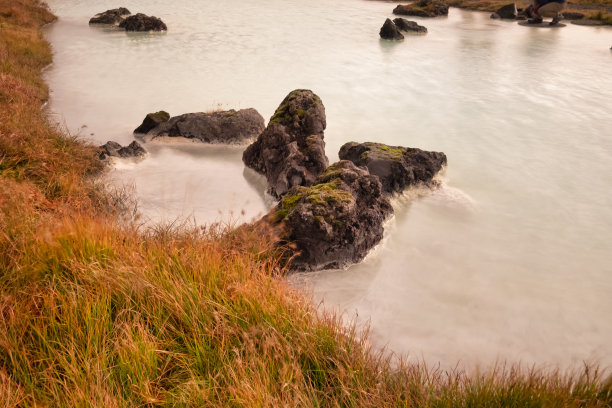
[380,18,404,40]
[490,12,501,19]
[89,8,131,25]
[393,18,428,33]
[99,140,146,160]
[134,111,170,134]
[561,11,585,20]
[119,13,167,31]
[144,108,265,144]
[339,141,447,195]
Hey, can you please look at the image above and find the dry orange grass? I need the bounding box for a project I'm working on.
[1,0,611,406]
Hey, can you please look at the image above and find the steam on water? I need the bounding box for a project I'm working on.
[44,0,612,369]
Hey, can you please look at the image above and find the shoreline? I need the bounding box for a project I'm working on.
[1,0,611,405]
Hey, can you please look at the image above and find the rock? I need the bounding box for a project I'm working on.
[269,160,393,271]
[243,89,329,198]
[118,13,167,31]
[89,8,131,25]
[338,142,447,195]
[561,11,585,20]
[99,140,146,160]
[490,12,501,19]
[380,18,404,40]
[393,18,428,33]
[393,0,449,18]
[145,108,265,144]
[134,110,170,134]
[495,3,517,19]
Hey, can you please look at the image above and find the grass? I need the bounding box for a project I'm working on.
[1,0,611,406]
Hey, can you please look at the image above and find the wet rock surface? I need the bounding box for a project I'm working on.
[339,142,447,195]
[393,18,428,33]
[142,108,265,144]
[380,18,405,40]
[119,13,167,31]
[134,111,170,134]
[99,140,146,160]
[243,89,329,198]
[561,11,585,19]
[268,160,393,271]
[89,8,131,25]
[393,0,449,17]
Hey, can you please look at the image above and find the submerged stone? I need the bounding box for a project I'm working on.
[89,8,131,25]
[99,140,146,160]
[393,18,428,33]
[119,13,167,31]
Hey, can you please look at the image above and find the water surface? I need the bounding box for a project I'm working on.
[44,0,612,369]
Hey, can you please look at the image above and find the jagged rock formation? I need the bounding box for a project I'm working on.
[268,160,393,271]
[243,89,329,198]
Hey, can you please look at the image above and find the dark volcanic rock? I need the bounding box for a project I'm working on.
[393,18,428,33]
[99,140,146,160]
[380,18,404,40]
[243,89,329,198]
[339,142,447,194]
[146,109,265,144]
[89,8,131,25]
[270,160,393,271]
[393,0,449,17]
[119,13,167,31]
[494,3,518,19]
[134,110,170,134]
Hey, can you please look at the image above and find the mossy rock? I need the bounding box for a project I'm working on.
[134,110,170,134]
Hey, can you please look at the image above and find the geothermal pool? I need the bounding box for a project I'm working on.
[44,0,612,369]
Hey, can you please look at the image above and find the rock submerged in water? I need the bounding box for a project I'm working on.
[380,18,404,40]
[393,0,449,17]
[89,8,131,25]
[137,109,265,144]
[393,18,428,33]
[98,140,146,160]
[243,89,329,198]
[267,160,393,271]
[119,13,167,31]
[339,142,447,195]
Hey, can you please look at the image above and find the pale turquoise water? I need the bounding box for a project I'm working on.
[44,0,612,369]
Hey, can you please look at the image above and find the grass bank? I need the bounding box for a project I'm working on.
[1,0,611,406]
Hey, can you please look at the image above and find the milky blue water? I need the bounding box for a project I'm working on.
[44,0,612,369]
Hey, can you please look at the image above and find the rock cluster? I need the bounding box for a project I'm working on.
[89,8,167,31]
[339,142,447,194]
[243,89,328,198]
[98,140,146,160]
[136,109,265,144]
[393,0,449,17]
[270,160,393,271]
